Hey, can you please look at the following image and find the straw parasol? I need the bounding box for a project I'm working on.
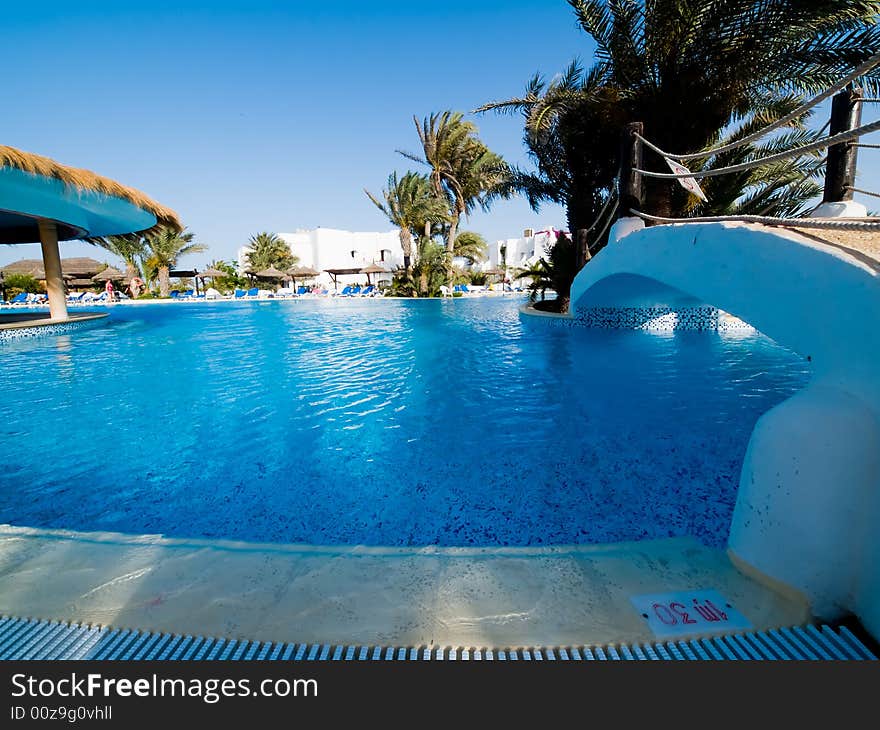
[253,266,288,289]
[287,265,320,289]
[290,265,320,278]
[0,145,181,235]
[483,266,508,291]
[91,266,126,282]
[360,262,386,285]
[253,265,287,279]
[196,267,227,280]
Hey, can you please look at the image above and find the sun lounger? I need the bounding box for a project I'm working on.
[360,285,375,296]
[246,287,260,298]
[233,288,246,299]
[339,285,353,296]
[10,292,29,304]
[297,286,309,295]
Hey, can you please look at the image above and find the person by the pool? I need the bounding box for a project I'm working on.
[105,279,115,302]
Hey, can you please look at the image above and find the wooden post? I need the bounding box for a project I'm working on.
[38,219,69,321]
[823,87,862,203]
[618,122,644,218]
[575,228,591,271]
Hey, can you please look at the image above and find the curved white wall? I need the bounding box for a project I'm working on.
[571,220,880,638]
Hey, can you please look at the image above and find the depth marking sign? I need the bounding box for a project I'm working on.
[631,589,752,639]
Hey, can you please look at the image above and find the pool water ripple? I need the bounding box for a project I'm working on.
[0,298,810,547]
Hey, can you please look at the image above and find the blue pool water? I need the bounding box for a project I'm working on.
[0,298,810,547]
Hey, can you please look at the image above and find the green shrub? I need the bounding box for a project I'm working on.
[2,273,44,301]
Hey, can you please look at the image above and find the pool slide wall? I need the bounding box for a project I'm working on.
[567,218,880,641]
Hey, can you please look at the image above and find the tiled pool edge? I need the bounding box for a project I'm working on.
[0,312,107,341]
[519,302,754,332]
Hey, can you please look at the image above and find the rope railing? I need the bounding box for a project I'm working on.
[582,191,618,236]
[845,185,880,199]
[632,50,880,162]
[852,142,880,149]
[590,199,619,251]
[629,209,880,231]
[633,117,880,180]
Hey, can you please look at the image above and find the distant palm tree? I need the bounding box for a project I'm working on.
[515,232,577,312]
[400,111,509,281]
[452,231,488,265]
[244,232,296,272]
[144,227,206,297]
[92,234,147,282]
[365,171,448,281]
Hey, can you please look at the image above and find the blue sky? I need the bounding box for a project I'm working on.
[1,0,588,267]
[1,1,876,268]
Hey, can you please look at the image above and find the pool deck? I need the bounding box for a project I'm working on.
[0,525,809,648]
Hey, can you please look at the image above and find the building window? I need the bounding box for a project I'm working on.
[380,249,391,262]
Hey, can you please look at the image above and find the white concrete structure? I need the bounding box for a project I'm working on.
[571,223,880,638]
[482,226,564,276]
[568,219,880,641]
[237,228,402,288]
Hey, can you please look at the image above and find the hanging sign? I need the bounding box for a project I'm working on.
[664,157,708,202]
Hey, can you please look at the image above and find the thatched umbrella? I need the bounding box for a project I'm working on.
[91,266,126,282]
[360,262,386,286]
[196,267,227,280]
[484,266,507,290]
[253,265,288,289]
[1,145,181,236]
[287,265,320,289]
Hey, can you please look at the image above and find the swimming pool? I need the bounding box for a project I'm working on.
[0,298,810,547]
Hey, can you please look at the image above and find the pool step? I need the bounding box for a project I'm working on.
[0,616,874,660]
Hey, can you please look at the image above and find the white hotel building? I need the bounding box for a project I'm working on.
[236,225,563,287]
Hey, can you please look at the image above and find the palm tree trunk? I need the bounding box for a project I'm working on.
[645,179,673,220]
[159,267,171,297]
[400,228,413,280]
[124,260,139,282]
[445,214,459,284]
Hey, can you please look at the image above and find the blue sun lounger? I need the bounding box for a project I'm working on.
[233,289,246,299]
[246,287,260,298]
[339,285,353,296]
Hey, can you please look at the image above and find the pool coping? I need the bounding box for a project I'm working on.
[0,525,812,649]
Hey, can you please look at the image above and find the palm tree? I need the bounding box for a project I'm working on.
[144,227,206,297]
[515,232,578,312]
[482,1,880,225]
[400,111,509,281]
[690,98,826,218]
[565,0,880,217]
[364,171,448,281]
[91,234,147,281]
[244,232,297,272]
[453,231,488,265]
